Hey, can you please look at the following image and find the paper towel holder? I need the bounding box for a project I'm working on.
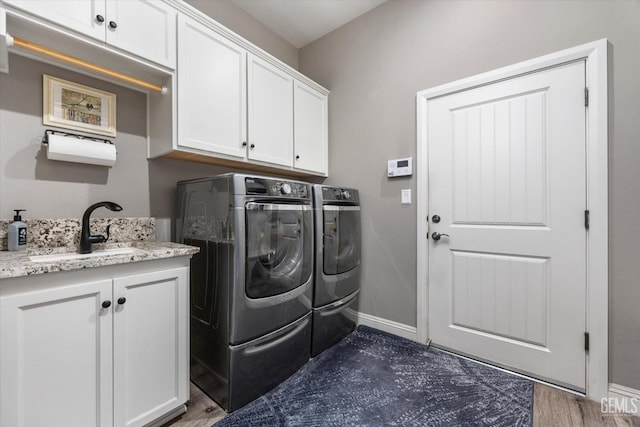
[42,129,117,167]
[42,129,114,146]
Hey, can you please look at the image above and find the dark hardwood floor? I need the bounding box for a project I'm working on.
[164,382,639,426]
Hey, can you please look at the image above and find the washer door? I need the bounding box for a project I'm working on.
[323,206,361,275]
[245,203,312,298]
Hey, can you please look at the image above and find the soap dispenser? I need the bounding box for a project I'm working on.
[8,209,27,251]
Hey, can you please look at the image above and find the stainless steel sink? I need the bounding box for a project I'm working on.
[29,247,140,263]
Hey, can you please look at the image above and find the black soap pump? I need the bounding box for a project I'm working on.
[8,209,27,251]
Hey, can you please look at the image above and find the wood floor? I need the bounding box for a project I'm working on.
[164,382,639,426]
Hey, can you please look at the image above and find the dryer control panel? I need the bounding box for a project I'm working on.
[321,186,359,203]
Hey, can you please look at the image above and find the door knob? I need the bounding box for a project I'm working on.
[431,215,441,223]
[431,232,449,241]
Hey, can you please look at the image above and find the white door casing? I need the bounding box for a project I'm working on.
[416,39,608,399]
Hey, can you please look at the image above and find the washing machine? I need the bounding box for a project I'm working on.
[311,184,361,356]
[176,173,313,411]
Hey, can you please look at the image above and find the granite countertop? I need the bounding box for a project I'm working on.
[0,241,199,279]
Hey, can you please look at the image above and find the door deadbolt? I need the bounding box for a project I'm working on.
[431,215,441,223]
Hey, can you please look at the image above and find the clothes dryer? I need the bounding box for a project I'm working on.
[176,174,313,411]
[311,185,361,356]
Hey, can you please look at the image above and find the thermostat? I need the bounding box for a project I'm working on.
[388,157,412,177]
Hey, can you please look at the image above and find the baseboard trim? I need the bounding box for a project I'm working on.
[356,312,418,341]
[607,383,640,415]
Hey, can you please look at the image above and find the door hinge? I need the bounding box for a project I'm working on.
[585,332,590,352]
[585,87,589,107]
[584,210,590,230]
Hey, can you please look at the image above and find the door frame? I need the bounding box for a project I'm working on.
[416,39,608,400]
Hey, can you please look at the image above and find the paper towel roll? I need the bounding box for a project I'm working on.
[46,133,117,167]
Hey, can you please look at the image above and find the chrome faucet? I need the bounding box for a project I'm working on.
[79,201,123,254]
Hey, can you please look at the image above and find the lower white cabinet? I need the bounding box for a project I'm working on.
[0,262,189,427]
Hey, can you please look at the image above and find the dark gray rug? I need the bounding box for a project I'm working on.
[214,326,533,426]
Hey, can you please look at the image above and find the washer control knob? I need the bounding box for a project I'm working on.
[280,183,292,195]
[342,190,351,200]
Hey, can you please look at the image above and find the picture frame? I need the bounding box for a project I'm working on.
[43,75,116,137]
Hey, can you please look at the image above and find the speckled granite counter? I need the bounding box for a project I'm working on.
[0,241,199,279]
[0,217,198,279]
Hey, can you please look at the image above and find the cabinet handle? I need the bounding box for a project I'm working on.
[295,155,300,160]
[250,143,255,149]
[109,21,118,29]
[117,297,126,305]
[102,300,111,309]
[242,141,247,147]
[96,14,105,23]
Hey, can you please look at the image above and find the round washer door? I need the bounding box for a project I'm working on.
[323,206,361,275]
[245,202,312,298]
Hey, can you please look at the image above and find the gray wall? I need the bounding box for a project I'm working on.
[184,0,299,69]
[299,0,640,389]
[0,55,148,219]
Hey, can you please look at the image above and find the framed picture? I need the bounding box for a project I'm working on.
[43,75,116,137]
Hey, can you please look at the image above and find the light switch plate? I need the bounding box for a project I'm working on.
[401,189,411,205]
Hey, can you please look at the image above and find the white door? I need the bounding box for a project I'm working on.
[247,53,294,167]
[105,0,177,68]
[428,60,587,390]
[112,267,188,427]
[294,80,328,175]
[2,0,106,41]
[0,279,113,427]
[177,14,247,159]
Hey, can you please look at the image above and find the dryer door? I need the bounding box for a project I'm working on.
[323,206,361,275]
[245,203,312,298]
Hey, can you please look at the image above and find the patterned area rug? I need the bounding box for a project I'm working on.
[214,326,533,426]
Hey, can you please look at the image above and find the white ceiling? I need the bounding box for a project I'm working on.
[229,0,387,49]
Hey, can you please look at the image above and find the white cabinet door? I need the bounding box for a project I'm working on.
[248,54,294,167]
[294,80,328,175]
[3,0,106,40]
[112,267,188,427]
[0,279,113,427]
[105,0,176,69]
[177,14,247,159]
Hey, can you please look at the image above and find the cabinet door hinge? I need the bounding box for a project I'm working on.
[585,87,589,107]
[585,210,590,230]
[585,332,590,352]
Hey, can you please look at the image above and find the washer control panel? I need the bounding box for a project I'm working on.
[245,177,310,199]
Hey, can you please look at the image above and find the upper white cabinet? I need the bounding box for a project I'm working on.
[294,80,328,175]
[247,54,294,167]
[152,4,329,177]
[104,0,177,69]
[177,14,246,159]
[2,0,106,39]
[2,0,177,68]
